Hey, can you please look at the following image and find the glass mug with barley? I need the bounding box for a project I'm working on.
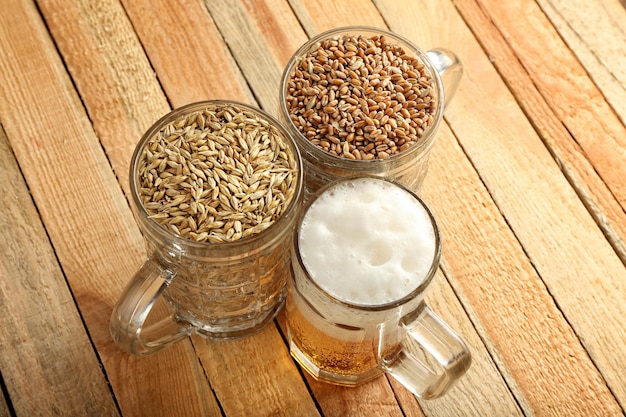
[110,100,302,355]
[279,26,463,198]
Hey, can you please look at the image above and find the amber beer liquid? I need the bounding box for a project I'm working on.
[286,177,439,386]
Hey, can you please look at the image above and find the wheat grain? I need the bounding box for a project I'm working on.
[286,33,437,160]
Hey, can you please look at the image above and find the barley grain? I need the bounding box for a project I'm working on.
[137,104,298,243]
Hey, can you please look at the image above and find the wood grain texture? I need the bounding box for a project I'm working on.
[194,324,320,417]
[305,377,404,417]
[536,0,626,124]
[425,124,623,417]
[0,126,119,416]
[120,0,254,108]
[413,273,525,417]
[287,0,385,37]
[205,0,308,112]
[599,0,626,33]
[451,0,626,269]
[471,0,626,210]
[377,0,626,415]
[0,1,221,416]
[441,0,626,410]
[37,0,171,198]
[0,390,9,417]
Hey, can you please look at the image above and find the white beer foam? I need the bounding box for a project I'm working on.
[299,177,436,306]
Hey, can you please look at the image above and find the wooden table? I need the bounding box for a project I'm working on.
[1,0,626,416]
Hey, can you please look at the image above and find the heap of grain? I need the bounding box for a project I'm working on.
[285,33,436,160]
[136,104,299,243]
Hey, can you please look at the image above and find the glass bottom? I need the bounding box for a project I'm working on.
[289,340,384,386]
[182,297,285,340]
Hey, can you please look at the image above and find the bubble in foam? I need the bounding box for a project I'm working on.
[364,240,393,267]
[298,178,437,306]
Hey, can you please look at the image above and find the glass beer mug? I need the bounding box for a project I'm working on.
[278,26,463,198]
[286,177,471,399]
[110,100,303,355]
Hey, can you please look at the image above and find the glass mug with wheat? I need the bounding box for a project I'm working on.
[279,26,463,199]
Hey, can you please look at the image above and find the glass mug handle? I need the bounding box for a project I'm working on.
[426,48,463,107]
[381,304,471,399]
[110,257,194,355]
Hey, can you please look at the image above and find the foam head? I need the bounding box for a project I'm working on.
[298,177,438,306]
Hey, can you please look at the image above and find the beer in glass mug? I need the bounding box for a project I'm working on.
[286,176,471,399]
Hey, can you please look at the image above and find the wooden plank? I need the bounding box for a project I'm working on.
[450,0,626,268]
[0,1,222,416]
[287,0,385,37]
[469,0,626,212]
[0,391,9,417]
[0,126,119,416]
[426,125,623,417]
[447,0,626,409]
[598,0,626,33]
[0,379,10,417]
[204,0,308,112]
[305,377,405,417]
[37,0,171,197]
[536,0,626,124]
[382,270,527,417]
[120,0,254,108]
[375,0,626,414]
[193,325,320,417]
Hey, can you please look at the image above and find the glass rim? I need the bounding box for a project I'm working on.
[278,25,445,167]
[129,99,304,250]
[293,175,442,312]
